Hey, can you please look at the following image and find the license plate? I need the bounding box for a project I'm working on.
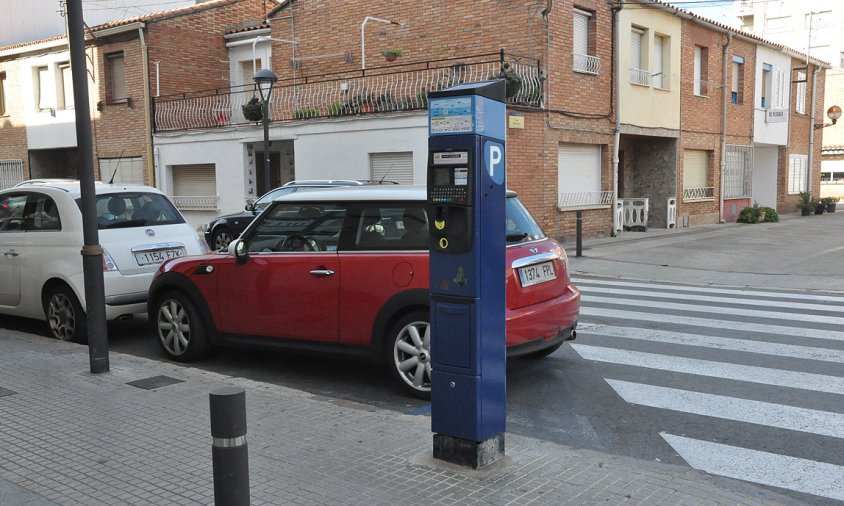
[134,248,186,266]
[518,261,557,287]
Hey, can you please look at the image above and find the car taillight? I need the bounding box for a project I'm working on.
[102,248,118,272]
[196,235,211,254]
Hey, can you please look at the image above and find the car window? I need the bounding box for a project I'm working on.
[352,206,428,250]
[246,202,347,253]
[0,193,27,232]
[77,192,185,229]
[506,197,545,245]
[254,187,296,211]
[24,193,62,231]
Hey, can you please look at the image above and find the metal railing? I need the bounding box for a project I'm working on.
[172,195,219,211]
[572,53,600,75]
[682,186,715,201]
[154,51,542,132]
[629,68,651,87]
[557,191,613,209]
[0,159,24,190]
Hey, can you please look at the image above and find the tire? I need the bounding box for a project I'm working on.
[44,284,87,343]
[211,227,234,251]
[386,309,431,400]
[522,342,563,360]
[154,290,211,362]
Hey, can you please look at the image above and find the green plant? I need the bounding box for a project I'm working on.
[382,48,403,57]
[241,96,263,121]
[738,203,780,223]
[327,103,345,116]
[292,107,318,119]
[796,191,816,215]
[497,62,523,99]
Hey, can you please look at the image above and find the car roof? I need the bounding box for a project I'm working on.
[273,185,518,202]
[282,179,366,187]
[10,180,165,198]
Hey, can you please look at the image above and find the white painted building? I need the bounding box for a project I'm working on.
[751,45,791,208]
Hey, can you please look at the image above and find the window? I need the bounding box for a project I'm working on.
[731,55,744,103]
[558,143,603,207]
[693,46,708,96]
[36,66,50,111]
[353,206,429,250]
[0,72,7,116]
[57,62,73,110]
[761,63,772,108]
[682,150,711,201]
[84,192,184,229]
[0,159,24,189]
[106,52,126,102]
[724,145,752,198]
[25,194,61,231]
[240,60,262,88]
[0,193,27,232]
[796,71,807,114]
[788,154,808,194]
[171,163,218,211]
[774,69,786,109]
[370,152,414,184]
[246,202,347,253]
[99,157,144,185]
[653,35,667,89]
[572,8,599,75]
[630,27,649,86]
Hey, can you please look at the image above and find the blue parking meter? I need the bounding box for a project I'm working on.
[428,80,506,468]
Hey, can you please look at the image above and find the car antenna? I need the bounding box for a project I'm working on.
[378,163,395,184]
[107,149,125,185]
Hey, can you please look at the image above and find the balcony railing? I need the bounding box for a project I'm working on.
[154,51,543,132]
[172,195,219,211]
[557,191,614,209]
[572,53,600,75]
[682,186,715,201]
[629,68,651,87]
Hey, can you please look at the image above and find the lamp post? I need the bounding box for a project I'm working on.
[815,105,842,130]
[254,68,278,193]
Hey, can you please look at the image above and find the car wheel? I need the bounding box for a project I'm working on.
[386,310,431,400]
[155,290,211,362]
[522,342,563,360]
[44,285,87,343]
[212,227,233,251]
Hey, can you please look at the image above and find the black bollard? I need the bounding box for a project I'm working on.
[576,210,583,257]
[210,387,250,505]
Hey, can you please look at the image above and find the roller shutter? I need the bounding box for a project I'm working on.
[172,164,217,196]
[369,152,414,185]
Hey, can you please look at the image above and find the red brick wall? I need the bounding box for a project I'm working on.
[725,38,755,144]
[0,59,29,179]
[723,197,751,222]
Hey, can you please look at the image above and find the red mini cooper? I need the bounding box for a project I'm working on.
[148,186,580,398]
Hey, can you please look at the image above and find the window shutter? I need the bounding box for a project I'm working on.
[683,150,708,189]
[100,157,145,185]
[653,36,664,88]
[173,164,217,197]
[788,155,807,194]
[558,143,601,194]
[370,152,414,185]
[38,67,50,110]
[796,72,806,114]
[60,64,74,109]
[241,60,262,88]
[631,29,643,70]
[108,54,126,100]
[775,69,785,108]
[573,11,589,56]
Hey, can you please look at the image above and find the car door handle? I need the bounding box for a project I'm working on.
[3,249,18,257]
[309,269,335,277]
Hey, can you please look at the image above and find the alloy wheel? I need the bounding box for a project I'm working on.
[393,319,432,394]
[48,292,76,341]
[214,230,233,250]
[157,299,191,357]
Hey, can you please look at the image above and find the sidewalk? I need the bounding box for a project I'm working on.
[0,327,798,505]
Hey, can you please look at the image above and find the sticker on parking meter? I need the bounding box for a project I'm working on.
[454,167,468,186]
[429,97,473,134]
[484,140,505,185]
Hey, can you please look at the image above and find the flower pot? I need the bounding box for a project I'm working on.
[384,53,397,62]
[815,204,825,215]
[829,203,837,213]
[801,208,811,216]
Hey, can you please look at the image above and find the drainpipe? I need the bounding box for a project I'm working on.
[719,32,732,223]
[808,65,818,193]
[611,1,623,236]
[139,27,155,186]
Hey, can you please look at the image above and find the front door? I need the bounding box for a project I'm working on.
[215,201,348,342]
[0,193,28,307]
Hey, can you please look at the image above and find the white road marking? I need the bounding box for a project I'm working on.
[579,306,844,342]
[571,344,844,395]
[584,325,844,363]
[606,380,844,438]
[583,295,844,325]
[661,433,844,502]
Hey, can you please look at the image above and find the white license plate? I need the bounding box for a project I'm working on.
[518,261,557,287]
[134,248,186,266]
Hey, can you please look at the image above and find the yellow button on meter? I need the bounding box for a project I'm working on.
[434,219,446,230]
[439,237,449,249]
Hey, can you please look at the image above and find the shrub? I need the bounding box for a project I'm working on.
[737,203,779,223]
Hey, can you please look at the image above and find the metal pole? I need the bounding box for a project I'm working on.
[210,387,250,506]
[66,0,109,374]
[262,99,271,193]
[576,210,583,257]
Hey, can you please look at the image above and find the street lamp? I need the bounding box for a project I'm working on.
[360,16,403,70]
[815,105,842,130]
[254,68,278,193]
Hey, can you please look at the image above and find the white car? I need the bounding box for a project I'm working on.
[0,180,208,342]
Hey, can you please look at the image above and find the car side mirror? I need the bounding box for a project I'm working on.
[230,238,249,264]
[245,202,255,213]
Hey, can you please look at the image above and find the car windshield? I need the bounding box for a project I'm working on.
[506,196,545,245]
[254,187,296,211]
[76,192,185,229]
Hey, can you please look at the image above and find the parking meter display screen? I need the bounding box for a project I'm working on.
[433,167,451,186]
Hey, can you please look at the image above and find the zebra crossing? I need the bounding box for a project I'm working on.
[571,276,844,502]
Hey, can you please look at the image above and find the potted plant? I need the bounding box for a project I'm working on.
[796,191,815,216]
[497,62,522,99]
[821,196,840,213]
[383,49,402,62]
[327,103,346,117]
[241,97,263,121]
[292,107,318,119]
[814,197,825,215]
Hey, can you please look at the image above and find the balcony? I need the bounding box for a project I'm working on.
[629,68,651,87]
[572,53,600,75]
[172,195,219,211]
[153,51,543,133]
[682,186,715,202]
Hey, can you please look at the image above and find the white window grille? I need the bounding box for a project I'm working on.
[172,163,219,211]
[630,28,649,86]
[788,154,808,194]
[99,157,145,185]
[796,71,806,114]
[0,159,24,189]
[724,145,753,198]
[572,9,600,75]
[370,152,414,184]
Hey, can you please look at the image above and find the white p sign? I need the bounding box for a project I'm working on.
[484,141,505,185]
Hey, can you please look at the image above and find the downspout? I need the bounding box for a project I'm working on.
[808,65,818,193]
[138,27,155,186]
[719,32,732,223]
[612,1,622,236]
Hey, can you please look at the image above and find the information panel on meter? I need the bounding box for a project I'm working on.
[428,150,472,253]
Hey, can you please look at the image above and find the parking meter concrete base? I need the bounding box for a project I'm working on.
[427,80,506,468]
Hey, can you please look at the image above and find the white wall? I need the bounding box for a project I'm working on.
[20,49,78,150]
[752,146,778,207]
[753,46,791,146]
